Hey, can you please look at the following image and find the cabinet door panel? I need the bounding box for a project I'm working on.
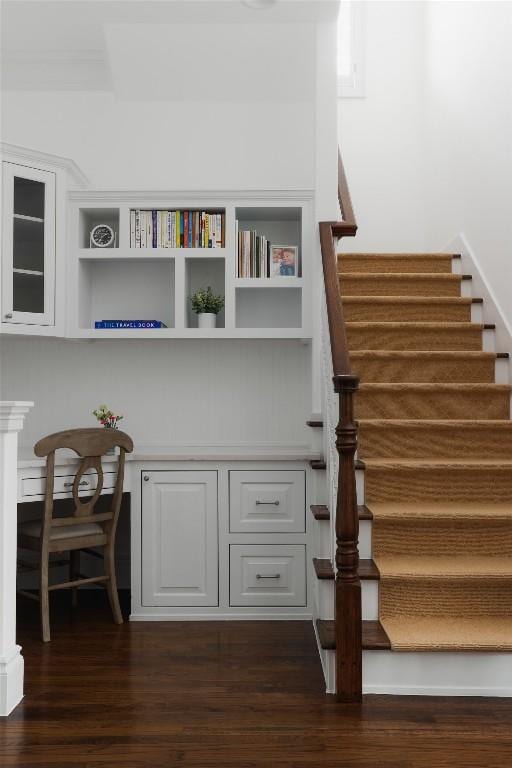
[142,471,218,607]
[2,162,55,326]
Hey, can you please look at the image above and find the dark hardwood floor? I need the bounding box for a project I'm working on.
[2,592,511,767]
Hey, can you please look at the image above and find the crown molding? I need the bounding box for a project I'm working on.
[68,188,314,203]
[1,143,89,189]
[0,402,34,433]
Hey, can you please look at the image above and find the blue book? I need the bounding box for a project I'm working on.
[95,320,167,329]
[188,211,192,247]
[152,210,157,248]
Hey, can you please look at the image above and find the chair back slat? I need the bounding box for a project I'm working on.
[72,456,104,517]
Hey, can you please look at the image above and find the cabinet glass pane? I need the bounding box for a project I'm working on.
[13,176,45,219]
[13,272,44,314]
[13,217,44,272]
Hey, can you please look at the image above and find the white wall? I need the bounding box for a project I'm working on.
[424,0,512,331]
[1,91,315,190]
[0,337,311,449]
[338,1,428,252]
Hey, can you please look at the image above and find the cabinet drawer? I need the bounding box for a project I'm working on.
[229,471,305,533]
[22,471,117,499]
[229,544,306,606]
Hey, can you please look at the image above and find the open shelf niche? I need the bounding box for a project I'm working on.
[79,208,120,249]
[185,257,226,329]
[78,259,175,331]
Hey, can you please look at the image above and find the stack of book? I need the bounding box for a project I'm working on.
[236,227,271,278]
[130,210,224,248]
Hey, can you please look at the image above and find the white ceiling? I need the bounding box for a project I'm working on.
[1,0,339,95]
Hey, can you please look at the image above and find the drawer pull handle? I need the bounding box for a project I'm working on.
[256,573,281,580]
[63,481,89,488]
[255,500,280,506]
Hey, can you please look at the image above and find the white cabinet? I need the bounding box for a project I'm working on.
[141,471,218,607]
[1,162,56,326]
[133,461,310,620]
[229,470,305,533]
[230,544,306,607]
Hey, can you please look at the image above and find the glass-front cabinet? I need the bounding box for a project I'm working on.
[2,162,56,326]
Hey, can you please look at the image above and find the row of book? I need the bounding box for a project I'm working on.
[130,210,224,249]
[236,228,271,278]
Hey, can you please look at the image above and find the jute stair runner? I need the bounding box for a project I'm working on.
[340,253,512,651]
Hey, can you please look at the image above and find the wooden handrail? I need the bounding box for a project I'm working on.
[319,149,361,702]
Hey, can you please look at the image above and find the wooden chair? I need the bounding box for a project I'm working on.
[18,428,133,642]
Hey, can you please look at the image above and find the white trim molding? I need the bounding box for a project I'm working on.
[1,143,89,189]
[0,401,33,716]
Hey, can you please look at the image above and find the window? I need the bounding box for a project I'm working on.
[338,1,365,98]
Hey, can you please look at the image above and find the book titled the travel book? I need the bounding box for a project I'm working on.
[94,320,167,329]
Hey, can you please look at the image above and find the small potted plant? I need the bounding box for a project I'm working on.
[93,404,123,454]
[190,286,224,329]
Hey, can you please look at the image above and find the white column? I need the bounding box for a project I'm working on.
[0,401,33,716]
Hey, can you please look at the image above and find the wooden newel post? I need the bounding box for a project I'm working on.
[333,374,362,702]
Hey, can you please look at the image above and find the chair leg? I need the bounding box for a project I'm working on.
[70,550,79,609]
[40,554,51,643]
[105,546,123,625]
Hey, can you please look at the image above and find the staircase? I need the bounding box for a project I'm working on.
[312,152,512,699]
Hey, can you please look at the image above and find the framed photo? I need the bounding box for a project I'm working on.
[271,245,298,277]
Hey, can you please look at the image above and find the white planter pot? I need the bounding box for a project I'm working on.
[197,313,217,329]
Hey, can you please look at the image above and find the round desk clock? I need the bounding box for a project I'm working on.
[90,224,115,248]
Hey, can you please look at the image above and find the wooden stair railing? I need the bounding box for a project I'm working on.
[319,150,360,702]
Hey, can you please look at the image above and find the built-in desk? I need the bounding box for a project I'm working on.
[17,446,320,622]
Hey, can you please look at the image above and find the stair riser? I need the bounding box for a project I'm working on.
[351,357,496,383]
[314,579,379,621]
[339,256,454,274]
[373,519,512,557]
[380,578,512,619]
[314,519,331,559]
[347,326,484,352]
[365,467,512,503]
[343,300,473,323]
[356,390,510,420]
[358,423,512,459]
[340,275,462,298]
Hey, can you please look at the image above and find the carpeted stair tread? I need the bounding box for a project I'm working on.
[339,273,463,298]
[338,253,455,274]
[376,555,512,579]
[342,296,475,323]
[350,351,497,383]
[367,501,512,520]
[363,458,512,469]
[379,616,512,651]
[346,322,485,352]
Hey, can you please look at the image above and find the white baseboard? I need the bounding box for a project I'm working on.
[445,233,512,353]
[0,646,24,716]
[130,612,312,621]
[363,650,512,697]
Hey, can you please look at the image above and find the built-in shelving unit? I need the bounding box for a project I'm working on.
[68,191,313,339]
